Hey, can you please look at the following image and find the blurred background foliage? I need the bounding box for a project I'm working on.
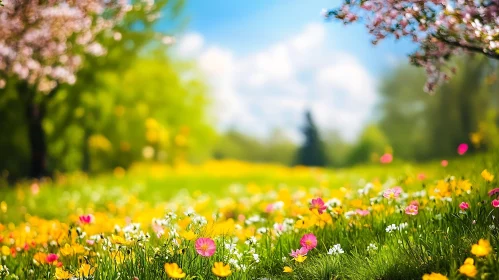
[0,1,498,179]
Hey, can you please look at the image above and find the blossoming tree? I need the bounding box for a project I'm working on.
[324,1,499,92]
[0,0,168,177]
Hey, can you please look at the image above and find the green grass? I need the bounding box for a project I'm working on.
[0,154,498,279]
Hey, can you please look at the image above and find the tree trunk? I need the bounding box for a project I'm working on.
[26,102,47,178]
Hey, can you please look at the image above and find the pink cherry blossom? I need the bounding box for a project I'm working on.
[195,238,216,257]
[300,233,317,250]
[325,1,499,92]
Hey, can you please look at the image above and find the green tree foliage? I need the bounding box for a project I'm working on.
[213,129,296,165]
[295,111,328,167]
[379,56,498,161]
[0,0,216,178]
[346,125,389,165]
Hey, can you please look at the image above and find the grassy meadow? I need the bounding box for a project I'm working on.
[0,155,499,279]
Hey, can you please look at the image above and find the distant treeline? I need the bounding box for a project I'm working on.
[214,56,499,167]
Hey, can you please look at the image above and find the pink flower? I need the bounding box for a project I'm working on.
[417,173,426,180]
[488,188,499,197]
[405,204,418,215]
[380,153,393,164]
[290,247,308,258]
[409,200,419,206]
[459,202,470,210]
[383,187,402,199]
[441,160,448,167]
[46,253,58,263]
[195,238,216,257]
[457,143,468,155]
[492,199,499,208]
[300,233,317,250]
[265,203,275,213]
[309,198,327,214]
[79,214,93,224]
[86,239,95,246]
[355,209,370,216]
[30,183,40,195]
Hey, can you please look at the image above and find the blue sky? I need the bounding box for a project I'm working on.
[160,0,416,142]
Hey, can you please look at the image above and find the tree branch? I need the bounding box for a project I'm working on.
[437,36,499,60]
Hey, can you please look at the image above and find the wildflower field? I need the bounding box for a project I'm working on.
[0,156,499,280]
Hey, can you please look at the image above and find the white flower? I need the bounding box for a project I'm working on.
[367,243,378,252]
[386,224,398,233]
[327,244,344,255]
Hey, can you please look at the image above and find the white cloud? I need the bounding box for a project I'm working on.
[175,23,378,142]
[176,33,205,57]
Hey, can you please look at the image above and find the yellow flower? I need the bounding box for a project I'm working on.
[422,272,448,280]
[293,255,307,263]
[164,263,186,279]
[481,169,494,182]
[60,243,84,256]
[181,230,197,241]
[283,266,293,273]
[55,267,73,280]
[212,262,232,278]
[110,234,130,245]
[33,252,47,265]
[1,246,10,256]
[471,239,492,257]
[78,263,95,277]
[459,258,477,278]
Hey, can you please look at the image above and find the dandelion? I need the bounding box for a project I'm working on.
[457,143,468,155]
[283,266,293,273]
[164,263,186,279]
[481,169,494,182]
[471,239,491,257]
[1,246,10,256]
[212,262,231,278]
[55,268,73,280]
[309,198,327,214]
[78,264,95,278]
[459,258,477,278]
[383,187,402,199]
[293,255,307,263]
[405,204,418,215]
[300,233,317,250]
[195,238,216,257]
[180,230,197,241]
[422,272,448,280]
[459,202,470,211]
